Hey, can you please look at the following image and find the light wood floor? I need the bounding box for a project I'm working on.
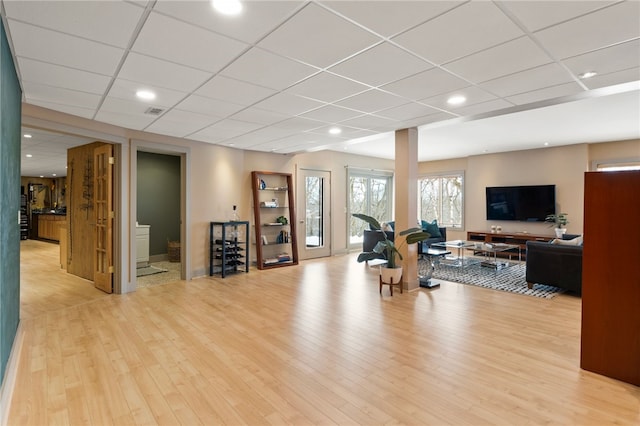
[9,240,639,425]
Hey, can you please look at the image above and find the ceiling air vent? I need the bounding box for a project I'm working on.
[144,107,164,116]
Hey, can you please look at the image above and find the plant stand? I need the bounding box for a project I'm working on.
[379,274,403,296]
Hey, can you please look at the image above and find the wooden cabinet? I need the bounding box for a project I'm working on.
[467,230,553,259]
[37,214,66,242]
[581,170,640,386]
[251,171,298,270]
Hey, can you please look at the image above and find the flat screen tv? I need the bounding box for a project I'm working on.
[486,185,556,222]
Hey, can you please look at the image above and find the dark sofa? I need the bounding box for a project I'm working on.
[362,226,447,259]
[525,234,582,294]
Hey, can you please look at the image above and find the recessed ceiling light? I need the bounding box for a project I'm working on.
[329,127,342,135]
[23,134,32,138]
[136,90,156,100]
[52,174,57,177]
[544,142,550,146]
[212,0,242,15]
[25,154,32,158]
[39,175,44,178]
[447,95,466,105]
[579,71,597,79]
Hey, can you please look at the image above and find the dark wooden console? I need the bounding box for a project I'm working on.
[467,231,554,259]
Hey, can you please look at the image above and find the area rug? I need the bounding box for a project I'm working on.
[136,265,168,277]
[419,259,564,299]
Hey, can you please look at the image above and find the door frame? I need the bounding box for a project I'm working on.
[297,167,331,260]
[130,140,190,289]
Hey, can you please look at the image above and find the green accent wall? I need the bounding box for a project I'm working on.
[137,152,180,256]
[0,21,22,384]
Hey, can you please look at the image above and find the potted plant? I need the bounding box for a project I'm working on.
[545,213,569,238]
[352,213,431,284]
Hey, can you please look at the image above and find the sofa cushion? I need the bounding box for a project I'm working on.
[421,220,442,238]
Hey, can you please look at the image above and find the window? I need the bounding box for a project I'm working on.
[348,169,393,247]
[418,172,464,229]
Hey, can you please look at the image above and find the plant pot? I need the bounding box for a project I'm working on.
[555,228,567,238]
[380,266,403,284]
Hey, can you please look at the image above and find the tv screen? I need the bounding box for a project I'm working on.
[486,185,556,222]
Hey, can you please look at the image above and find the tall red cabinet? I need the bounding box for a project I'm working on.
[581,170,640,386]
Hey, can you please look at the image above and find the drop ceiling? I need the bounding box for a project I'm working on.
[2,0,639,177]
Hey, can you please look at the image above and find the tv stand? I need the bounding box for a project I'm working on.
[467,231,554,260]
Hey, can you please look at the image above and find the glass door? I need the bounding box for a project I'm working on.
[298,169,331,260]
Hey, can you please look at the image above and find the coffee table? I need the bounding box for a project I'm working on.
[468,242,521,270]
[431,240,478,267]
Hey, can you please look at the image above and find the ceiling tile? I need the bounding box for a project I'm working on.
[380,67,469,101]
[153,0,304,44]
[229,107,289,126]
[176,94,246,117]
[271,117,325,132]
[118,53,213,92]
[408,112,457,128]
[480,63,575,97]
[506,82,584,105]
[338,114,399,130]
[376,102,441,121]
[107,78,188,108]
[22,82,102,110]
[562,39,640,78]
[99,96,162,117]
[189,119,265,143]
[196,76,277,106]
[257,3,380,68]
[8,21,124,75]
[94,110,157,131]
[299,105,363,123]
[392,1,524,64]
[252,93,325,116]
[335,89,408,113]
[220,47,319,91]
[286,72,369,103]
[582,67,640,90]
[145,109,220,137]
[132,12,248,73]
[534,1,640,59]
[3,1,144,47]
[501,1,616,32]
[445,37,553,83]
[320,1,463,37]
[18,57,111,95]
[328,42,432,87]
[451,99,515,118]
[25,100,95,120]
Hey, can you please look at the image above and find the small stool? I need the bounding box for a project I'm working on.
[379,274,403,296]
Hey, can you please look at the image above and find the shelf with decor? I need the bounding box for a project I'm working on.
[251,171,298,270]
[209,221,249,278]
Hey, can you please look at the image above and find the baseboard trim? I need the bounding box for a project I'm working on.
[0,322,24,426]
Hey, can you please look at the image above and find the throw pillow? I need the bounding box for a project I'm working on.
[421,220,442,238]
[552,235,583,246]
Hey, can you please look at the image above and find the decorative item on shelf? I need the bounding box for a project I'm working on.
[352,213,431,285]
[259,179,266,190]
[260,200,278,208]
[275,215,288,225]
[496,225,502,233]
[491,225,496,233]
[261,235,268,245]
[545,213,569,238]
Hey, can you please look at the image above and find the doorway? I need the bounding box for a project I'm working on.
[135,150,183,287]
[298,169,331,260]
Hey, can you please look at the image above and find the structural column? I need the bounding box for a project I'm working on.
[394,128,419,291]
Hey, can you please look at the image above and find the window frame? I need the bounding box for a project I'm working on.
[417,170,465,230]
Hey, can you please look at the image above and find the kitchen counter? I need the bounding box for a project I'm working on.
[32,212,67,242]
